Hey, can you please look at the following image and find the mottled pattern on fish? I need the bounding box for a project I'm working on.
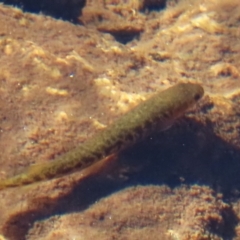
[0,83,204,189]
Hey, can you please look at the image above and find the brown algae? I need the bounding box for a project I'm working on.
[0,83,204,190]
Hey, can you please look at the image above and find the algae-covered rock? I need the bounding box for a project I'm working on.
[0,0,240,239]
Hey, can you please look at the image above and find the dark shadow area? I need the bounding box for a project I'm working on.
[111,32,141,45]
[141,0,167,12]
[0,0,86,22]
[97,30,141,45]
[2,117,240,239]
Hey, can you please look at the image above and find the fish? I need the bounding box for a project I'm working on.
[0,82,204,190]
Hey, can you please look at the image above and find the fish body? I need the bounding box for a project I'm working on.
[0,83,204,189]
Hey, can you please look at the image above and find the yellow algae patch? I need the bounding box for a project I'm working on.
[20,42,62,78]
[0,38,19,55]
[167,229,181,240]
[55,56,69,65]
[191,13,225,34]
[50,68,62,78]
[99,44,123,55]
[89,117,107,130]
[157,3,228,37]
[0,235,8,240]
[210,63,239,78]
[66,51,94,72]
[55,111,69,122]
[19,17,28,26]
[23,42,47,58]
[55,51,94,71]
[33,58,62,78]
[109,46,123,54]
[176,23,193,33]
[94,77,146,113]
[160,21,192,35]
[22,85,31,97]
[115,91,146,113]
[46,87,68,96]
[94,77,117,97]
[4,43,13,55]
[224,88,240,99]
[94,77,112,87]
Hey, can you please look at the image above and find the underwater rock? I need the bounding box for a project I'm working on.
[26,185,231,240]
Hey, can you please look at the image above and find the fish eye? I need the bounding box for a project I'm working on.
[194,93,201,101]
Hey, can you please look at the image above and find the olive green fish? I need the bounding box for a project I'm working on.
[0,82,204,189]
